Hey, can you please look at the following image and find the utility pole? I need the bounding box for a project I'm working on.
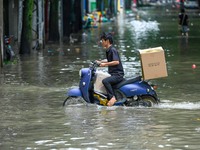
[38,0,45,49]
[58,0,63,46]
[0,0,3,68]
[18,0,23,45]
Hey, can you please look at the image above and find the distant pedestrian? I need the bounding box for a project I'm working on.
[179,9,189,36]
[105,8,111,20]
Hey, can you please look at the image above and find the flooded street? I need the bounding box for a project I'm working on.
[1,6,200,149]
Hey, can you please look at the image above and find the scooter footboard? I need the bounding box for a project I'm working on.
[67,88,82,97]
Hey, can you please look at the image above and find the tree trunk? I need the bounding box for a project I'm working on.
[74,0,82,33]
[44,0,50,42]
[20,0,34,54]
[85,0,89,14]
[3,0,9,36]
[38,0,45,49]
[63,0,71,37]
[18,0,23,44]
[58,0,63,44]
[0,0,3,68]
[48,0,59,41]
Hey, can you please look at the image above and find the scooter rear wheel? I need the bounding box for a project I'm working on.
[63,96,86,106]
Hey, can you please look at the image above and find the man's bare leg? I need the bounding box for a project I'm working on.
[107,96,117,106]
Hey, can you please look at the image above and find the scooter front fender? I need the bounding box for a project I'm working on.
[67,88,82,97]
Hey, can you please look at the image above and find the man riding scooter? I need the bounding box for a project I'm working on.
[97,32,124,106]
[63,32,160,107]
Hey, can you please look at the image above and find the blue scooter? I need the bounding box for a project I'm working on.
[63,61,160,107]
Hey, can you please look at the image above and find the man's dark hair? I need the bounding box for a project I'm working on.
[100,32,113,44]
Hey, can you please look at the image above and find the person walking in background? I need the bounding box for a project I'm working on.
[179,8,189,37]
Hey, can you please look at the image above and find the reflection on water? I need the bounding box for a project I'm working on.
[1,6,200,149]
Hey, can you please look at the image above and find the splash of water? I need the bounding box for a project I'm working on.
[130,19,160,42]
[130,20,159,33]
[155,100,200,110]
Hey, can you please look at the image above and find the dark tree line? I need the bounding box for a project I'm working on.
[3,0,84,55]
[3,0,125,54]
[1,0,128,64]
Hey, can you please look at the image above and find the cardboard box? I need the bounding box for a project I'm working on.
[139,47,168,80]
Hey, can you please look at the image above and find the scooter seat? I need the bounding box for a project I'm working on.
[113,76,142,89]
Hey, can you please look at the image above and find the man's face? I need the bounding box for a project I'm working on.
[101,39,108,49]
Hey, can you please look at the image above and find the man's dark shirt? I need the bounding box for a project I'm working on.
[179,13,188,26]
[106,46,124,77]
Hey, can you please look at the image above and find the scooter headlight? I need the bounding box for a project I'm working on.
[79,70,82,77]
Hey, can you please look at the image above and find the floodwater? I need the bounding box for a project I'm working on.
[1,6,200,150]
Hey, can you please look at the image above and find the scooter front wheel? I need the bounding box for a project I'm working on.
[63,96,86,106]
[140,95,158,107]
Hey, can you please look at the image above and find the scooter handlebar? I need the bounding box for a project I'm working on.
[94,60,101,66]
[89,61,100,71]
